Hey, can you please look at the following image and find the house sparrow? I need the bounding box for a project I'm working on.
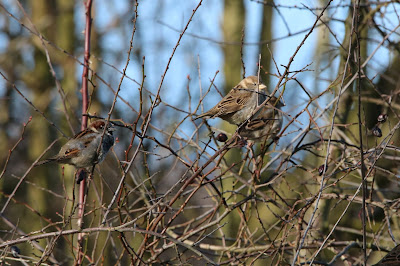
[238,96,283,141]
[36,120,115,169]
[194,76,268,126]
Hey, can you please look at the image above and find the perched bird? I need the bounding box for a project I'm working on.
[195,76,268,126]
[36,120,115,169]
[238,96,283,141]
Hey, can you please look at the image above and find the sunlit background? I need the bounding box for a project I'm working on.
[1,0,400,264]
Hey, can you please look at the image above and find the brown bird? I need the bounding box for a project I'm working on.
[36,120,115,170]
[194,76,268,126]
[238,96,283,141]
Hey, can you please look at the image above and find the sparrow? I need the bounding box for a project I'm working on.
[194,76,268,126]
[238,96,283,141]
[36,120,115,169]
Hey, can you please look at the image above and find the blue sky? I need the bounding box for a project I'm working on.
[74,0,398,149]
[2,0,397,143]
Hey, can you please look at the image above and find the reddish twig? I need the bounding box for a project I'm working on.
[77,0,93,264]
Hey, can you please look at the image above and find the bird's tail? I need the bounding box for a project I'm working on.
[193,113,210,120]
[35,158,56,166]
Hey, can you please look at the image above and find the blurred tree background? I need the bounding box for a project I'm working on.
[0,0,399,265]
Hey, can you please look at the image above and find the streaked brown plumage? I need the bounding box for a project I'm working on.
[36,120,115,169]
[238,96,283,140]
[195,76,268,125]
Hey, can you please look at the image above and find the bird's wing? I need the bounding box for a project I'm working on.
[55,135,96,161]
[195,88,256,119]
[245,118,275,131]
[244,107,278,130]
[59,148,81,160]
[213,88,254,117]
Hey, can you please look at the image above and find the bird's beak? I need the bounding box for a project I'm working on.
[258,84,267,90]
